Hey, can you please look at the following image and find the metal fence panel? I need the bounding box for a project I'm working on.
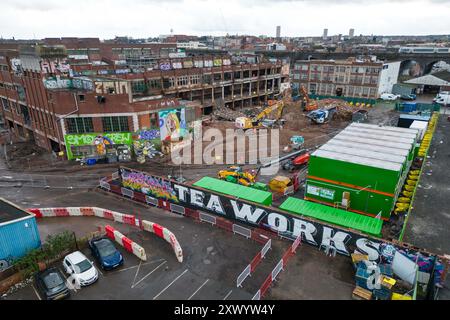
[199,212,216,225]
[292,235,301,253]
[100,181,111,190]
[121,187,134,198]
[261,239,271,258]
[232,224,251,238]
[271,260,283,281]
[236,264,251,288]
[170,203,185,215]
[145,195,158,206]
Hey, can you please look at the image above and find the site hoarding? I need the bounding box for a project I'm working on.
[64,132,133,160]
[117,167,412,262]
[115,167,447,290]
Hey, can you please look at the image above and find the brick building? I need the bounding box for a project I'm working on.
[291,58,383,99]
[0,39,286,153]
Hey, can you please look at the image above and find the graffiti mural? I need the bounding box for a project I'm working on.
[120,168,178,202]
[137,129,160,140]
[158,108,187,142]
[64,132,132,160]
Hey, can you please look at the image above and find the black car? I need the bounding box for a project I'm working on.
[89,237,124,270]
[35,267,70,300]
[400,94,417,101]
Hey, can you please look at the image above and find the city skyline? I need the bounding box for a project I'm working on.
[1,0,450,40]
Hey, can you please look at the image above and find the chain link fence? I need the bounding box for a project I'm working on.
[0,173,102,189]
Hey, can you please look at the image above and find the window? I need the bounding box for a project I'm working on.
[190,75,200,85]
[66,117,94,134]
[150,113,158,129]
[148,79,161,90]
[233,71,241,79]
[301,65,308,71]
[132,80,147,94]
[213,73,222,82]
[78,94,85,102]
[203,74,212,84]
[300,73,308,80]
[102,116,129,132]
[177,75,189,87]
[1,98,10,111]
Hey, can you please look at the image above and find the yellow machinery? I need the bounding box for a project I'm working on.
[268,176,293,194]
[235,101,285,130]
[217,166,258,186]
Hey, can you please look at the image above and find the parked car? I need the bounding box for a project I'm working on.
[89,237,124,270]
[63,251,98,286]
[400,94,417,101]
[380,93,400,101]
[35,267,70,300]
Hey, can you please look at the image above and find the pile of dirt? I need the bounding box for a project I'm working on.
[7,142,44,160]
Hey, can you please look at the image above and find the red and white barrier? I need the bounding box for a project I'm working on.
[141,220,183,263]
[28,206,183,263]
[105,225,147,261]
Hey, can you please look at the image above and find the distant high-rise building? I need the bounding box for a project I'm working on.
[323,28,328,39]
[276,26,281,39]
[349,28,355,38]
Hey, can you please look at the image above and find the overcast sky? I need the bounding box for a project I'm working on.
[1,0,450,39]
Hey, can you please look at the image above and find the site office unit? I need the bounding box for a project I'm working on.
[305,123,419,220]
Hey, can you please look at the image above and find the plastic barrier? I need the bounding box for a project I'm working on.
[105,225,147,261]
[28,207,182,263]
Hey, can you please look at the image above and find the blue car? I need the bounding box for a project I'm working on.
[88,237,124,270]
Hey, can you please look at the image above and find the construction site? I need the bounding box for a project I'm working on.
[2,80,449,302]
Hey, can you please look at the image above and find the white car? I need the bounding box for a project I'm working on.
[63,251,99,287]
[380,93,400,101]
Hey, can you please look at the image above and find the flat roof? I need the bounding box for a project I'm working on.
[0,198,33,225]
[347,124,418,140]
[325,140,409,157]
[336,131,414,145]
[320,143,406,163]
[351,122,419,135]
[333,134,412,151]
[312,149,402,172]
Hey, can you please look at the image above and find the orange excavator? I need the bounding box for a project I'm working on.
[300,85,319,111]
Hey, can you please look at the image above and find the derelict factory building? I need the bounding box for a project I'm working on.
[305,123,420,220]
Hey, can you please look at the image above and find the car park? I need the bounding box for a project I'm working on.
[63,251,99,287]
[380,93,400,101]
[34,267,70,300]
[89,237,124,270]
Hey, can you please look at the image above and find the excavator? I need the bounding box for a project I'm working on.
[217,166,257,186]
[235,101,285,130]
[300,85,319,111]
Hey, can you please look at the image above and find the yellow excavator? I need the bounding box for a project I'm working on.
[235,101,285,130]
[217,166,258,186]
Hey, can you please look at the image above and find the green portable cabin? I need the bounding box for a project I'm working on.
[280,197,383,237]
[193,176,273,206]
[306,123,419,220]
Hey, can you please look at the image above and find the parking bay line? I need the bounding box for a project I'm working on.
[31,284,42,300]
[131,260,167,289]
[108,259,166,275]
[188,279,209,300]
[132,260,142,287]
[153,269,189,300]
[223,290,233,300]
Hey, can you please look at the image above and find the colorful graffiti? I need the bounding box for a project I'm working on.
[158,108,186,142]
[137,129,160,140]
[64,132,132,160]
[120,169,178,202]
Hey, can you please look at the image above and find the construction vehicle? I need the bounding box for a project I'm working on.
[300,85,319,111]
[235,101,285,130]
[283,135,304,153]
[282,152,310,172]
[306,107,337,124]
[217,166,263,187]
